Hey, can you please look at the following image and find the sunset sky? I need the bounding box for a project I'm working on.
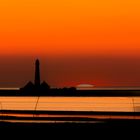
[0,0,140,88]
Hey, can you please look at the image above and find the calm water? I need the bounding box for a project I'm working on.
[0,97,140,112]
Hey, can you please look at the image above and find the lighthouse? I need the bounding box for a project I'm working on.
[20,59,51,95]
[35,59,41,86]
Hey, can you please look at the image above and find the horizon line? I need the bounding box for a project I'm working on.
[1,87,140,91]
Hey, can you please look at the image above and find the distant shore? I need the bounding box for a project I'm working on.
[0,89,140,96]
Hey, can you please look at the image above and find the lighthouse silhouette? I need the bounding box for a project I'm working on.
[20,59,51,95]
[20,59,76,95]
[35,59,40,86]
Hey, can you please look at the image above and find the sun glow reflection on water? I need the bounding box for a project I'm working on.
[0,97,139,112]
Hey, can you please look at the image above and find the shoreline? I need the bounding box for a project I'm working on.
[0,89,140,96]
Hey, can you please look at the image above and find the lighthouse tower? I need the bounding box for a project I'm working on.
[20,59,51,95]
[35,59,41,86]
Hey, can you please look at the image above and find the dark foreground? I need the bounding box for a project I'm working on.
[0,110,140,137]
[0,120,140,137]
[0,120,140,140]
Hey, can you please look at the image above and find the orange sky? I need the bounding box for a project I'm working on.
[0,0,140,87]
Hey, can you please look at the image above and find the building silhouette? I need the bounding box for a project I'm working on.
[35,59,40,87]
[20,59,51,95]
[20,59,76,95]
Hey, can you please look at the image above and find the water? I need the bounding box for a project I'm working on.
[0,97,139,112]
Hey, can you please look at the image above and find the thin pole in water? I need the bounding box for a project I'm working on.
[34,96,40,117]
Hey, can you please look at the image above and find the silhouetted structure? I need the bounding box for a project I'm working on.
[20,59,51,95]
[20,59,76,95]
[35,59,40,87]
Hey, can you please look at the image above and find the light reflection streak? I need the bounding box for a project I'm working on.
[0,97,139,112]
